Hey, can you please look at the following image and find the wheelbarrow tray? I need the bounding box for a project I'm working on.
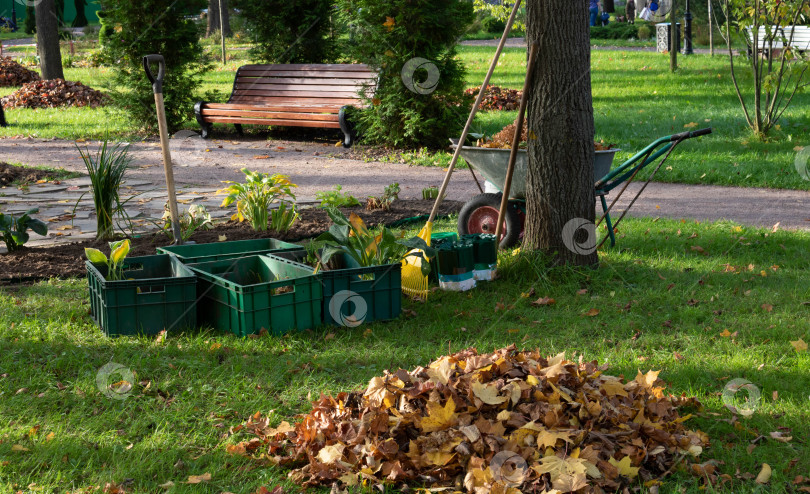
[454,145,619,200]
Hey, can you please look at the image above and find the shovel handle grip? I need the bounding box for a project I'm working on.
[143,54,165,94]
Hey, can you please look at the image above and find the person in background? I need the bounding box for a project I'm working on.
[590,0,601,26]
[626,0,636,24]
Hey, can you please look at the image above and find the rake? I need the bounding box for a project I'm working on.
[400,0,523,299]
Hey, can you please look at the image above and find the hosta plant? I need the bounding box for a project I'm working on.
[160,204,213,241]
[218,169,297,231]
[0,209,48,252]
[316,208,434,275]
[270,201,299,233]
[85,239,131,281]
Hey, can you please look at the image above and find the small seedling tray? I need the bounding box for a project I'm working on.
[86,255,197,337]
[189,255,321,337]
[271,251,402,326]
[157,238,302,264]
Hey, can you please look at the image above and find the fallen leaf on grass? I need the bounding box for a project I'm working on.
[756,463,772,484]
[770,431,792,443]
[186,473,211,484]
[531,297,556,307]
[761,303,773,312]
[690,245,707,255]
[103,482,127,494]
[583,308,600,317]
[158,481,174,489]
[11,444,29,452]
[609,456,640,478]
[790,339,808,352]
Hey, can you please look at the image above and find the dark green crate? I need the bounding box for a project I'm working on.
[86,255,197,337]
[189,255,321,337]
[156,238,302,264]
[271,251,402,326]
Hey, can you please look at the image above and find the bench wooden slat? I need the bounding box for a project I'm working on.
[204,116,341,129]
[237,63,371,71]
[202,108,340,122]
[234,77,371,87]
[228,96,362,106]
[237,69,376,79]
[205,102,345,112]
[231,89,364,98]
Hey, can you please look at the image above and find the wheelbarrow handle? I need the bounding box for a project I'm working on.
[143,54,166,94]
[669,127,712,142]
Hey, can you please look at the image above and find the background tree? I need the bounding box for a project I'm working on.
[721,0,810,137]
[24,6,36,35]
[72,0,89,28]
[35,0,65,81]
[233,0,334,63]
[523,0,598,266]
[336,0,474,148]
[206,0,232,38]
[100,0,209,132]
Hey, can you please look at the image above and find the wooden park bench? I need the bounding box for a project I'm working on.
[194,63,378,147]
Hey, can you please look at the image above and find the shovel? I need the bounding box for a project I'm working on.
[143,54,183,245]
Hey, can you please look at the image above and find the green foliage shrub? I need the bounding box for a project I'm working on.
[637,24,652,40]
[336,0,475,149]
[232,0,336,63]
[481,16,506,34]
[590,23,640,40]
[99,0,209,133]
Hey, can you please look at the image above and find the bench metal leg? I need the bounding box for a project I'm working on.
[339,105,356,148]
[234,124,244,135]
[194,101,212,139]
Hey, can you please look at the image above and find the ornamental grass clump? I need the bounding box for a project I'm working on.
[76,139,132,241]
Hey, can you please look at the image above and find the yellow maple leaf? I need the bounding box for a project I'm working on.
[755,463,772,484]
[790,338,808,352]
[472,380,508,405]
[634,369,660,389]
[552,473,588,492]
[684,122,699,128]
[536,429,573,448]
[609,456,639,478]
[601,377,628,397]
[364,376,396,409]
[421,397,458,432]
[317,443,345,464]
[383,16,396,31]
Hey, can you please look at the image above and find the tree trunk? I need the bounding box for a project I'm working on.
[35,0,64,80]
[523,0,597,266]
[206,0,232,38]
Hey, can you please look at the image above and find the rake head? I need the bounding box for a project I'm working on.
[400,222,433,300]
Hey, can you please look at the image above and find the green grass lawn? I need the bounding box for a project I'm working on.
[0,216,808,493]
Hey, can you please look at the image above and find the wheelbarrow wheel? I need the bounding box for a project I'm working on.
[458,193,522,249]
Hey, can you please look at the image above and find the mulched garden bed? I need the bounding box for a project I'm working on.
[0,200,461,285]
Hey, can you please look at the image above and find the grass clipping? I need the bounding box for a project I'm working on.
[230,346,709,492]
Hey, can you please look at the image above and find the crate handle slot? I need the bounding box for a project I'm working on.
[123,263,144,272]
[137,285,166,295]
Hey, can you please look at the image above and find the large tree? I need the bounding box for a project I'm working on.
[206,0,232,37]
[523,0,597,266]
[35,0,65,80]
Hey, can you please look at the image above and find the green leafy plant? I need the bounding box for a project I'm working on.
[422,186,439,200]
[316,209,435,275]
[270,202,299,233]
[0,209,48,252]
[366,182,400,211]
[218,169,297,232]
[160,204,213,241]
[336,0,475,148]
[76,139,133,241]
[473,0,525,32]
[84,239,131,281]
[315,185,360,208]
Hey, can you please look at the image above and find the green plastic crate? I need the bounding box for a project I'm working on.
[156,238,302,264]
[86,255,197,337]
[189,255,321,337]
[271,251,402,326]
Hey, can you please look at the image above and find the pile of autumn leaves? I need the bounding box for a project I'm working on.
[2,79,108,109]
[0,57,41,87]
[231,346,709,493]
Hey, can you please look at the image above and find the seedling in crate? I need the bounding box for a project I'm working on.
[85,239,131,281]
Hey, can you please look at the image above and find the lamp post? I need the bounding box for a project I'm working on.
[683,0,694,54]
[11,0,17,32]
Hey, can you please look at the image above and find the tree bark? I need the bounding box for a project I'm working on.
[206,0,232,38]
[35,0,65,80]
[523,0,597,266]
